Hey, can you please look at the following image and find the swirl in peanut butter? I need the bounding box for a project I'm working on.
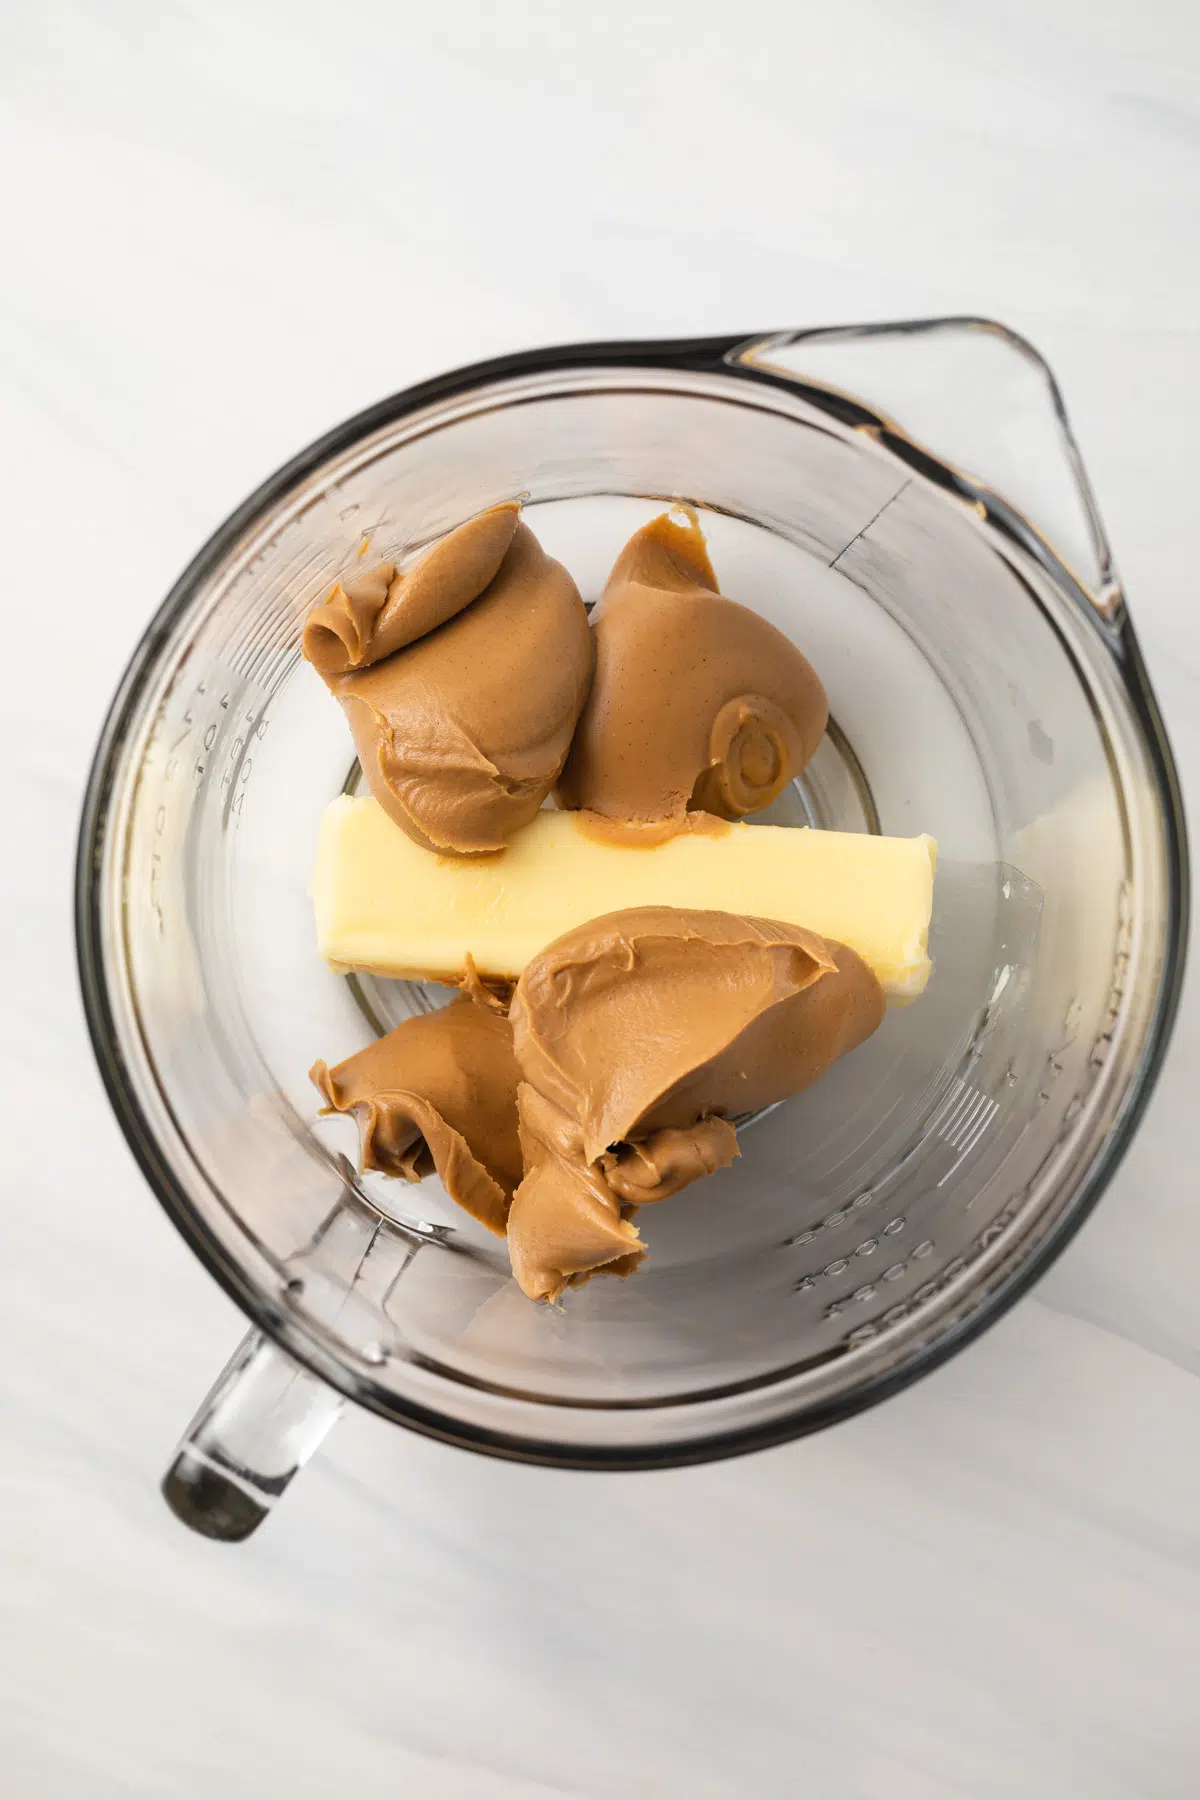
[558,510,828,828]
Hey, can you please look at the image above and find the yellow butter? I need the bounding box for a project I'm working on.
[313,796,936,1001]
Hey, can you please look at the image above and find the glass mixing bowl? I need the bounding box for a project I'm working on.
[77,319,1188,1540]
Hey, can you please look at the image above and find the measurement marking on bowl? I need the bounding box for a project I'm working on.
[795,1219,917,1296]
[929,1076,999,1187]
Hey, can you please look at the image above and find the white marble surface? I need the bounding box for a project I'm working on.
[3,2,1199,1794]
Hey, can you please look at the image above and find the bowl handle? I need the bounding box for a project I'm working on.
[161,1330,343,1542]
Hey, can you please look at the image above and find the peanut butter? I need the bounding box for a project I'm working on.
[310,998,521,1235]
[303,504,523,676]
[305,506,593,855]
[558,510,828,827]
[505,907,884,1300]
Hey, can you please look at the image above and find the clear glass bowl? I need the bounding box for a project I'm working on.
[76,319,1188,1540]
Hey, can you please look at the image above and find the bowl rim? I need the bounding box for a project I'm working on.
[74,319,1191,1469]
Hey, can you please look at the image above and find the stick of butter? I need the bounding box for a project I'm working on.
[313,796,937,1001]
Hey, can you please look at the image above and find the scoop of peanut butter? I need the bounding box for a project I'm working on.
[505,907,884,1300]
[558,510,828,826]
[304,505,593,854]
[310,997,521,1234]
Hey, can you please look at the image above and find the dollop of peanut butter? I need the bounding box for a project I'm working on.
[304,506,593,855]
[505,907,884,1300]
[310,997,521,1235]
[558,510,828,827]
[303,504,523,676]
